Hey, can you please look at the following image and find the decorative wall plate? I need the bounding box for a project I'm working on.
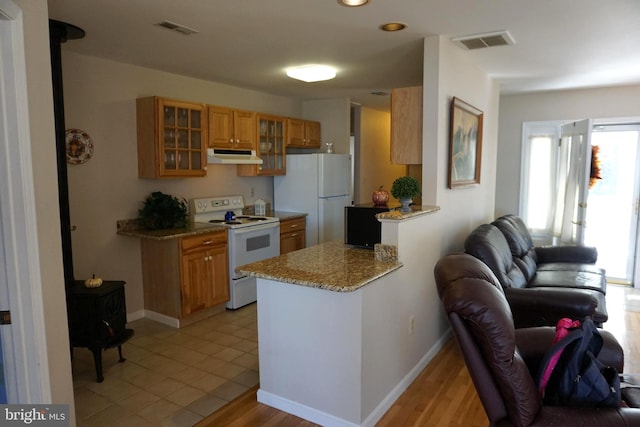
[65,129,94,164]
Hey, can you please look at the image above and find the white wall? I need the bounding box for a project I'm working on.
[60,51,302,315]
[392,35,500,374]
[424,35,500,249]
[496,84,640,216]
[303,98,351,155]
[13,0,75,415]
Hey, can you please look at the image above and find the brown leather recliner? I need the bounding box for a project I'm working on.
[434,253,639,427]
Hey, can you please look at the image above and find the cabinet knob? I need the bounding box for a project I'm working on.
[202,240,213,245]
[229,138,233,143]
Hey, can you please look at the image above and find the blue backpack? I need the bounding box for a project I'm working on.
[536,318,621,407]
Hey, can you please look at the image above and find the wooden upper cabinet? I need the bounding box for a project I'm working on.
[391,86,423,165]
[208,106,256,150]
[136,97,207,178]
[238,114,286,176]
[305,120,321,147]
[286,118,321,148]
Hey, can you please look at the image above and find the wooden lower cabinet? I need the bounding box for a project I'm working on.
[280,217,306,254]
[180,233,229,316]
[141,230,229,321]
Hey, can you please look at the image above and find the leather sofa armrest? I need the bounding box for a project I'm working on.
[504,287,597,328]
[535,245,598,264]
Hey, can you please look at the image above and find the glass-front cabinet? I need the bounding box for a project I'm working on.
[238,114,286,176]
[137,97,207,178]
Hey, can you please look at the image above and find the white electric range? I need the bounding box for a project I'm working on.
[190,195,280,309]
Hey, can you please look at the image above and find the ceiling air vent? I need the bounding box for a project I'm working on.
[156,20,199,36]
[452,30,515,50]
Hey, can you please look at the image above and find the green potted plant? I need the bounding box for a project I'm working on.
[138,191,188,230]
[391,176,421,211]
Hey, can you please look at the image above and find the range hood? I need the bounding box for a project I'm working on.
[207,148,263,165]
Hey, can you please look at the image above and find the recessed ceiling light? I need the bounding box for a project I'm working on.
[286,65,337,83]
[379,22,407,32]
[338,0,370,6]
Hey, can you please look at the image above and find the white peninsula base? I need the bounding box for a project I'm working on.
[256,275,421,427]
[240,207,446,427]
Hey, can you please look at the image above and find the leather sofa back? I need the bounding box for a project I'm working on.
[464,223,528,289]
[493,215,538,281]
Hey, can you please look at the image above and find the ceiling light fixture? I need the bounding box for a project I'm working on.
[379,22,407,32]
[286,65,337,83]
[337,0,370,6]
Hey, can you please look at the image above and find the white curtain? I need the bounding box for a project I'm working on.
[551,133,584,245]
[552,129,590,245]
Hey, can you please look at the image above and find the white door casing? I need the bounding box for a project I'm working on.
[0,0,51,403]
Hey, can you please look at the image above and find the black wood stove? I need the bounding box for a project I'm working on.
[67,281,133,382]
[49,20,133,383]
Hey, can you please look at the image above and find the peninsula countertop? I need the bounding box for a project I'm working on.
[236,240,402,292]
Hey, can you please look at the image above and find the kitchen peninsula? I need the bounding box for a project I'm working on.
[238,205,442,427]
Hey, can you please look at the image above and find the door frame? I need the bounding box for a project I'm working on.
[0,0,51,402]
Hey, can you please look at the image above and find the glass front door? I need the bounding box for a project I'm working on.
[585,124,640,284]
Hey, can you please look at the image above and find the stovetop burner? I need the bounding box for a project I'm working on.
[190,195,279,229]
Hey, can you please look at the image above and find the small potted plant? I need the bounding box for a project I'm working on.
[391,176,421,211]
[138,191,188,230]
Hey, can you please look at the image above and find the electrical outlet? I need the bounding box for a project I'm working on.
[251,187,255,197]
[409,315,415,335]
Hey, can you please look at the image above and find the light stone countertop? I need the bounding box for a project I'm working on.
[376,205,440,221]
[236,240,402,292]
[116,219,226,240]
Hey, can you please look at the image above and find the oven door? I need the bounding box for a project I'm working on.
[229,222,280,279]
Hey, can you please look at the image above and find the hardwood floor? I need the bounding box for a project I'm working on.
[197,285,640,427]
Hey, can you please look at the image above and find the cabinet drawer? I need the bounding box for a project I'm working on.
[181,231,227,252]
[280,217,306,234]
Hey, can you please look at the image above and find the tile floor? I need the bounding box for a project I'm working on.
[72,303,258,426]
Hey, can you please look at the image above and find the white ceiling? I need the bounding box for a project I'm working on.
[47,0,640,111]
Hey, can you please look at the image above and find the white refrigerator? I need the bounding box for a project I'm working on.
[274,153,352,247]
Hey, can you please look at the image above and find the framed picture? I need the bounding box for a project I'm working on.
[448,97,483,188]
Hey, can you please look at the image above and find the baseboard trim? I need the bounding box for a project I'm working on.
[257,389,360,427]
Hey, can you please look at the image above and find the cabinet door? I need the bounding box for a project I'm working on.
[233,110,257,150]
[181,250,211,316]
[137,97,206,178]
[208,245,230,306]
[208,106,234,148]
[238,114,286,176]
[391,86,423,164]
[280,232,305,254]
[304,120,321,148]
[287,118,306,147]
